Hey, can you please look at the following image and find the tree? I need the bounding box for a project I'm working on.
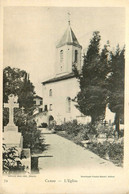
[107,45,125,136]
[3,66,35,127]
[74,31,109,124]
[3,66,47,153]
[3,66,35,111]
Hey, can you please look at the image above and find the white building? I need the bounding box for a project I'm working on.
[33,95,43,106]
[33,95,43,115]
[42,22,88,125]
[41,21,115,126]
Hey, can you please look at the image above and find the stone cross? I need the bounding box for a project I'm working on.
[4,94,19,126]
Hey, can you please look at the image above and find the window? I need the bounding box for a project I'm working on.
[66,97,71,113]
[49,104,52,111]
[75,50,78,63]
[40,100,42,105]
[39,108,42,113]
[33,100,36,105]
[60,50,63,63]
[49,89,52,96]
[44,105,48,111]
[60,50,63,71]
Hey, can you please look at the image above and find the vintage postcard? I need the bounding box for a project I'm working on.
[0,0,129,193]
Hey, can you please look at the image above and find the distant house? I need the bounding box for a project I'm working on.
[33,95,43,115]
[33,95,43,106]
[33,95,47,127]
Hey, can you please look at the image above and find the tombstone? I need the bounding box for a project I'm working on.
[3,94,23,154]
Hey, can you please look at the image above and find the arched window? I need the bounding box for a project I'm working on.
[60,50,63,63]
[75,50,78,63]
[66,97,71,113]
[60,50,63,71]
[49,89,52,96]
[49,104,52,111]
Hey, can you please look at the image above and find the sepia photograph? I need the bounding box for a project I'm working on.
[1,1,129,193]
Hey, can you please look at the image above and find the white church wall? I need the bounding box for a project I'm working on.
[56,45,73,75]
[42,79,117,125]
[55,44,82,75]
[42,77,82,124]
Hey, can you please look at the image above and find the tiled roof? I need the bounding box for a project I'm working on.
[34,95,42,99]
[42,73,75,85]
[56,25,82,48]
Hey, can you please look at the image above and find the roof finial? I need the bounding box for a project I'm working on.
[68,12,71,25]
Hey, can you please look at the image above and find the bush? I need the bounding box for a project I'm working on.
[88,140,124,166]
[54,125,63,131]
[19,119,46,154]
[59,121,97,140]
[95,123,114,138]
[3,144,25,174]
[41,123,47,128]
[88,141,110,158]
[61,120,81,136]
[56,120,124,167]
[108,142,123,166]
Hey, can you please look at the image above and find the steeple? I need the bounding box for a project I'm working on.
[56,21,82,49]
[55,16,82,75]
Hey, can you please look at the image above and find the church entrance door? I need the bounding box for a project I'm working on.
[48,115,54,126]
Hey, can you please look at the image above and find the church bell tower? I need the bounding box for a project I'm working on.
[55,16,82,76]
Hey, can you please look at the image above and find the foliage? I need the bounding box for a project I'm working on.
[95,123,114,138]
[3,66,35,111]
[54,125,63,131]
[55,120,97,140]
[73,31,125,135]
[40,123,48,128]
[3,66,46,154]
[20,120,47,154]
[73,32,109,123]
[48,120,57,131]
[106,46,125,135]
[3,108,9,127]
[88,140,123,167]
[14,109,47,154]
[3,144,25,173]
[56,121,124,166]
[61,120,81,136]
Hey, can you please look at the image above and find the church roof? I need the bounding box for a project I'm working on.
[56,25,82,48]
[42,73,75,85]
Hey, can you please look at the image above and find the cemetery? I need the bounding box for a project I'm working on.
[53,120,124,167]
[2,79,124,174]
[3,94,31,174]
[2,93,47,174]
[2,13,124,172]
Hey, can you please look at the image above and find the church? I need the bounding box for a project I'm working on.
[41,20,115,126]
[41,20,89,125]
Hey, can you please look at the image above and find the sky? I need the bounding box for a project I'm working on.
[3,7,125,96]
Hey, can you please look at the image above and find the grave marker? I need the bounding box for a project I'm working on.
[3,94,23,153]
[4,94,19,132]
